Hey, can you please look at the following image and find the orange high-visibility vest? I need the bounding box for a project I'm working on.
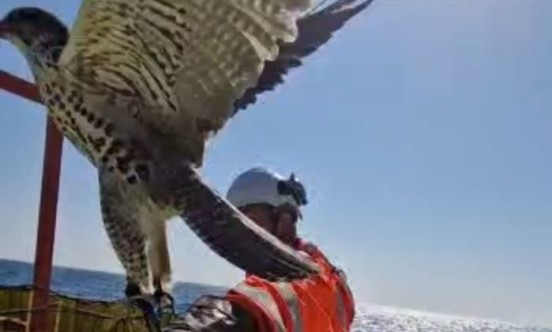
[226,241,355,332]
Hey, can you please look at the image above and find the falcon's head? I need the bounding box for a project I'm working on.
[0,7,68,64]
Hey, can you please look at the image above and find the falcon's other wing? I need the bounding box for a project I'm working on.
[234,0,373,113]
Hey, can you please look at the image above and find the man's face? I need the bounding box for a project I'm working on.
[240,203,299,246]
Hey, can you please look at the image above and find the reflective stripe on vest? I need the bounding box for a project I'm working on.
[234,281,305,332]
[335,288,348,330]
[233,282,287,332]
[274,282,303,332]
[334,271,353,330]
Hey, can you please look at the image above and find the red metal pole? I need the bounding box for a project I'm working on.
[0,70,41,103]
[29,117,63,332]
[0,69,64,332]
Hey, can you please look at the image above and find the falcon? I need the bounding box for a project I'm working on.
[0,0,372,311]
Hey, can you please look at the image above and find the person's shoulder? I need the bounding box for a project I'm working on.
[297,239,348,280]
[299,240,320,254]
[297,239,334,266]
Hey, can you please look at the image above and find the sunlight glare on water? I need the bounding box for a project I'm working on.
[1,260,550,332]
[352,304,551,332]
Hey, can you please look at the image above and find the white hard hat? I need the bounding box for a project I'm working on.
[226,167,308,211]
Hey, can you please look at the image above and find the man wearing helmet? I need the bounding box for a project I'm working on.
[226,167,308,251]
[167,167,355,332]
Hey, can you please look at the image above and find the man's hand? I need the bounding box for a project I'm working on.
[163,295,256,332]
[301,241,349,277]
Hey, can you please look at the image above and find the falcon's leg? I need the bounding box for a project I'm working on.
[98,169,155,304]
[145,218,175,314]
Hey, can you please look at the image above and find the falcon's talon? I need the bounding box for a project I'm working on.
[127,294,162,332]
[124,281,143,299]
[128,294,156,310]
[155,291,175,315]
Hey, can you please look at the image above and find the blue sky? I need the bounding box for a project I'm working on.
[1,0,551,327]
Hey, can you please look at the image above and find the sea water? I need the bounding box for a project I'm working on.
[0,260,549,332]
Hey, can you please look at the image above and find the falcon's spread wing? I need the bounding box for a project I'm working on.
[56,0,326,279]
[233,0,373,113]
[58,0,313,143]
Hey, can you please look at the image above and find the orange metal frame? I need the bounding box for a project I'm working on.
[0,69,64,332]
